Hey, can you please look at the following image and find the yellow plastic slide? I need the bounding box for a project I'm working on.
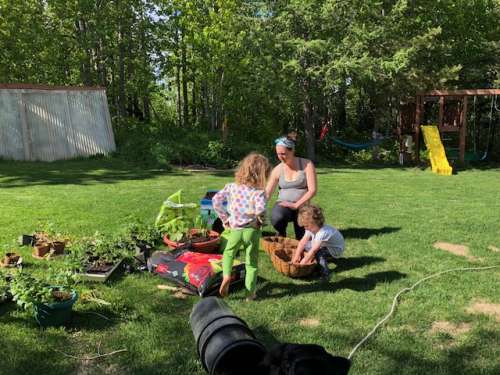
[421,125,453,176]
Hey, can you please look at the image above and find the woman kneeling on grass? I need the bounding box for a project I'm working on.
[212,153,271,300]
[265,132,317,240]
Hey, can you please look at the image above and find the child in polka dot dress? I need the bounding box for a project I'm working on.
[212,153,271,300]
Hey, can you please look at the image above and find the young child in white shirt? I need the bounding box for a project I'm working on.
[292,204,344,281]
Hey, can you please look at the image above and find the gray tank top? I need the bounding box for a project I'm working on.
[277,158,308,203]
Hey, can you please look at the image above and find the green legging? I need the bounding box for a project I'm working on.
[220,228,261,293]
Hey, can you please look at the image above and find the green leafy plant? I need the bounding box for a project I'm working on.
[155,190,199,242]
[10,267,78,311]
[125,220,162,246]
[193,214,209,238]
[67,233,134,272]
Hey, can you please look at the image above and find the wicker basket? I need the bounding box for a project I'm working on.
[260,236,299,255]
[271,248,317,278]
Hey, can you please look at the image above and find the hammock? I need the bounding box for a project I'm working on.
[331,137,384,151]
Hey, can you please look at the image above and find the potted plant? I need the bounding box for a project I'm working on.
[32,241,51,258]
[156,190,220,253]
[125,221,162,264]
[1,245,22,268]
[68,234,133,282]
[30,222,69,258]
[9,268,79,327]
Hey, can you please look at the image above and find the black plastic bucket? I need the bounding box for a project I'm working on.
[190,297,267,375]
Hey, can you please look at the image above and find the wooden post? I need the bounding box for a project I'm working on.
[439,96,445,128]
[414,95,422,163]
[459,96,467,164]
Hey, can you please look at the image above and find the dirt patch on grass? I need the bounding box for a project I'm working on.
[430,321,472,337]
[299,318,320,327]
[466,299,500,322]
[487,245,500,253]
[433,242,477,261]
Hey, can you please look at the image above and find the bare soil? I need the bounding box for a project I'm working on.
[430,321,472,337]
[466,299,500,322]
[487,245,500,253]
[433,242,477,261]
[299,318,320,327]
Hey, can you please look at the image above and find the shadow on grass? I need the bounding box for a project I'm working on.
[0,329,75,375]
[341,227,401,239]
[70,309,121,331]
[332,256,386,273]
[371,327,500,375]
[0,300,15,318]
[253,324,282,348]
[0,159,189,188]
[258,270,407,299]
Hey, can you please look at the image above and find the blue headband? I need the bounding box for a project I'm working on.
[274,136,295,149]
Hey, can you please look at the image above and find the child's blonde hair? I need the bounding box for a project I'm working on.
[235,153,271,189]
[298,204,325,227]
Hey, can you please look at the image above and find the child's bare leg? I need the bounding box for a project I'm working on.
[219,275,231,297]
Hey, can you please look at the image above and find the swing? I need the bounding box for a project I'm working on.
[481,94,498,161]
[445,95,498,162]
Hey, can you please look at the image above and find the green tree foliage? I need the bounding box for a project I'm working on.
[0,0,498,162]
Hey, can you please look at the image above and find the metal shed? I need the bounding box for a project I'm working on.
[0,84,116,161]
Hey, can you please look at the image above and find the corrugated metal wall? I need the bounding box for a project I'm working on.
[0,87,115,161]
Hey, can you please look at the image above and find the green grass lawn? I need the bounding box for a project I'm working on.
[0,159,499,375]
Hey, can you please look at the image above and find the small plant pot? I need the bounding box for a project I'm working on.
[1,252,21,268]
[34,289,78,327]
[32,242,51,259]
[50,241,66,255]
[163,229,220,253]
[18,234,35,246]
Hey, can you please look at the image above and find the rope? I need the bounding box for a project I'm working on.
[481,95,496,160]
[347,265,499,360]
[332,137,384,151]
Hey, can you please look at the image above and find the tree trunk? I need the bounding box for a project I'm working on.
[118,27,127,118]
[191,73,197,125]
[143,95,151,121]
[175,28,182,126]
[335,81,347,129]
[181,32,189,127]
[302,78,315,161]
[75,19,92,86]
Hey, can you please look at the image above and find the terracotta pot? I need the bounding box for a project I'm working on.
[163,229,220,253]
[1,252,21,267]
[32,242,51,258]
[51,241,66,255]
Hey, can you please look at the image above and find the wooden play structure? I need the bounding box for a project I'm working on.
[399,89,500,165]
